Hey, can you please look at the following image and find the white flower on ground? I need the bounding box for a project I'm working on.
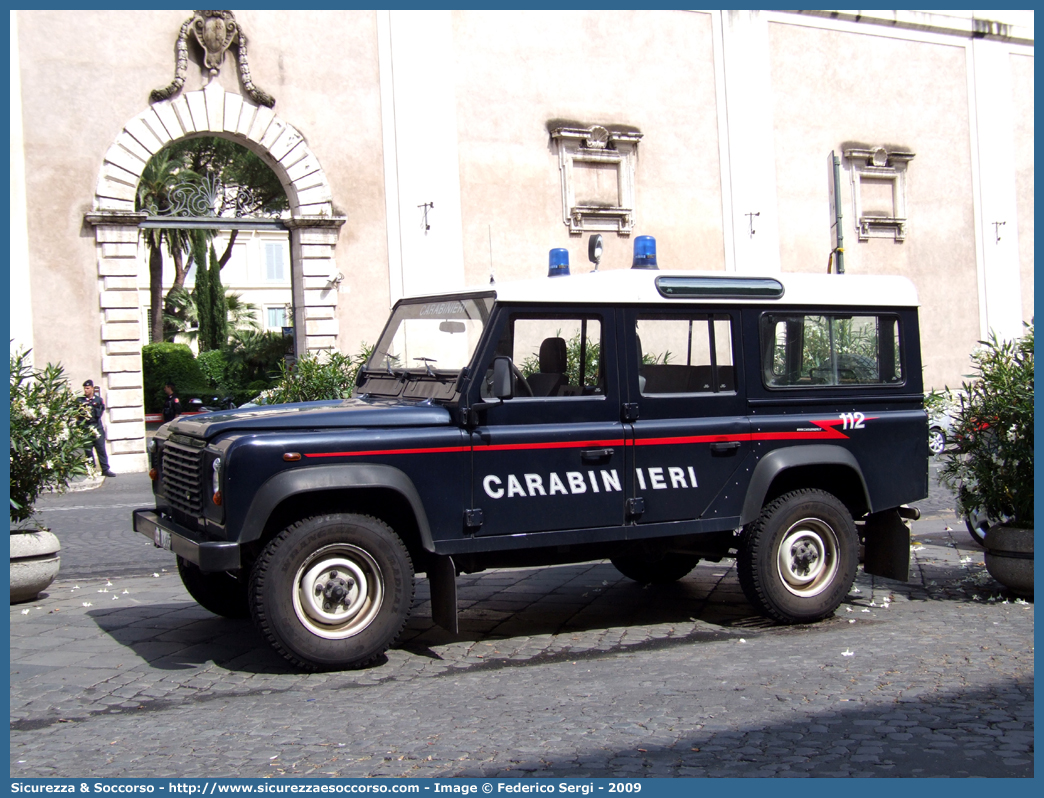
[21,609,29,615]
[82,602,92,607]
[842,649,854,657]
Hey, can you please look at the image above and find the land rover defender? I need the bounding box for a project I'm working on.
[134,237,928,670]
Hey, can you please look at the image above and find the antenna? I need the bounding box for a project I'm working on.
[488,224,495,284]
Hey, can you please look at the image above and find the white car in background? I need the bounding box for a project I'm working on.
[928,407,954,455]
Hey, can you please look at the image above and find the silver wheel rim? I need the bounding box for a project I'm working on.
[291,543,384,640]
[776,518,840,598]
[928,430,945,455]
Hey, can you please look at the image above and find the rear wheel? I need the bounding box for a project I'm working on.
[249,514,414,671]
[611,550,700,585]
[738,489,857,623]
[176,556,249,619]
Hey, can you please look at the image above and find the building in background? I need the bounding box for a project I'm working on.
[10,10,1034,471]
[141,230,293,347]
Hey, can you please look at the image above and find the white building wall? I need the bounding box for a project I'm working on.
[969,37,1025,341]
[378,10,467,303]
[9,13,34,359]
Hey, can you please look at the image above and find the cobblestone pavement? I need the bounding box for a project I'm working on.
[12,460,1033,778]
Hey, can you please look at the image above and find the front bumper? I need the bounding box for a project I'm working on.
[133,509,241,572]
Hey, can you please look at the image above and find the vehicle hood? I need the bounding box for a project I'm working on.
[166,398,453,440]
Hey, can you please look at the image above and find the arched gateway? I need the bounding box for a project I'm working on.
[84,82,345,473]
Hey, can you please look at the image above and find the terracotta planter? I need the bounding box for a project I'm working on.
[10,529,61,603]
[983,525,1033,598]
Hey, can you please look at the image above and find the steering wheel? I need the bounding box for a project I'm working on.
[510,361,534,397]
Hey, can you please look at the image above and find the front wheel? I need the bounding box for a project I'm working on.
[928,427,946,456]
[249,514,414,671]
[738,489,858,624]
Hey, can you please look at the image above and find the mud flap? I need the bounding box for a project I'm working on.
[862,509,911,582]
[428,554,458,634]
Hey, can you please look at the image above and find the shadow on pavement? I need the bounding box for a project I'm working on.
[82,551,1027,676]
[450,678,1034,778]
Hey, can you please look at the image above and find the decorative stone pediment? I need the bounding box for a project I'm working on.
[551,124,643,235]
[843,146,916,241]
[151,10,275,108]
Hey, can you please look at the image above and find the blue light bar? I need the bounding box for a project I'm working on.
[631,235,658,270]
[548,248,570,277]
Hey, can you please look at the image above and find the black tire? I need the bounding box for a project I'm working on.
[964,510,991,547]
[738,489,858,624]
[176,556,250,619]
[611,551,700,585]
[249,514,414,671]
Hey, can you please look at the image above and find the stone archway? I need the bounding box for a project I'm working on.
[85,83,345,472]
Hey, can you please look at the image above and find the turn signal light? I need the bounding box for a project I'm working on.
[149,468,157,480]
[212,491,223,506]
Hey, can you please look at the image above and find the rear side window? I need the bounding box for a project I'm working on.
[760,314,902,388]
[636,314,734,394]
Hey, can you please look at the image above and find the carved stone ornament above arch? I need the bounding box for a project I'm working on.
[151,10,275,108]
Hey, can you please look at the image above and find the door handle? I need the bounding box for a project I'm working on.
[710,441,741,454]
[580,448,615,461]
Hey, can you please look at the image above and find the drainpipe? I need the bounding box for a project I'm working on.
[831,152,845,274]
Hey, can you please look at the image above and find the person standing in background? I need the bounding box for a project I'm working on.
[80,379,115,477]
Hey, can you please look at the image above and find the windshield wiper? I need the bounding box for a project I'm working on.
[414,357,438,377]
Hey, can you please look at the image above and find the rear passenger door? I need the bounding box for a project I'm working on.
[622,309,750,525]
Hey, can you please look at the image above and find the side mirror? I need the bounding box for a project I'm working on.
[492,356,513,399]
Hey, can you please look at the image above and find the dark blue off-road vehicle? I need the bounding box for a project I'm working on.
[135,241,927,670]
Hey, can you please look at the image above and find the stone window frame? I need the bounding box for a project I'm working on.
[551,125,643,235]
[843,147,916,241]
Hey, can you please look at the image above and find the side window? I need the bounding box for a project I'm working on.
[489,316,603,398]
[635,315,734,394]
[761,314,902,387]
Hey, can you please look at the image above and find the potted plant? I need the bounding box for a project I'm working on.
[941,324,1034,596]
[9,349,95,603]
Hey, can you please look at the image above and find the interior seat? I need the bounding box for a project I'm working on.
[527,337,568,396]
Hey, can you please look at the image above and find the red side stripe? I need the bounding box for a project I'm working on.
[476,438,625,453]
[303,418,861,457]
[305,445,471,459]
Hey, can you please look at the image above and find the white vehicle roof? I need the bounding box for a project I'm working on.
[407,269,920,308]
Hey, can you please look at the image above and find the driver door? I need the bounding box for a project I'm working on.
[467,307,626,537]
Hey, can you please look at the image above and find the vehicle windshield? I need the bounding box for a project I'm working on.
[366,295,494,380]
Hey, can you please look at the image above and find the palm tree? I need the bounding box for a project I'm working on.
[163,287,261,345]
[136,150,197,343]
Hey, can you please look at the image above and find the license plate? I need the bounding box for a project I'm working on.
[153,527,172,550]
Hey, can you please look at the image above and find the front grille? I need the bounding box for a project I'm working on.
[161,441,205,516]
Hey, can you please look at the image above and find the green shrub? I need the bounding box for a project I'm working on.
[197,349,227,388]
[940,324,1034,528]
[10,350,97,524]
[261,344,373,405]
[142,343,207,412]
